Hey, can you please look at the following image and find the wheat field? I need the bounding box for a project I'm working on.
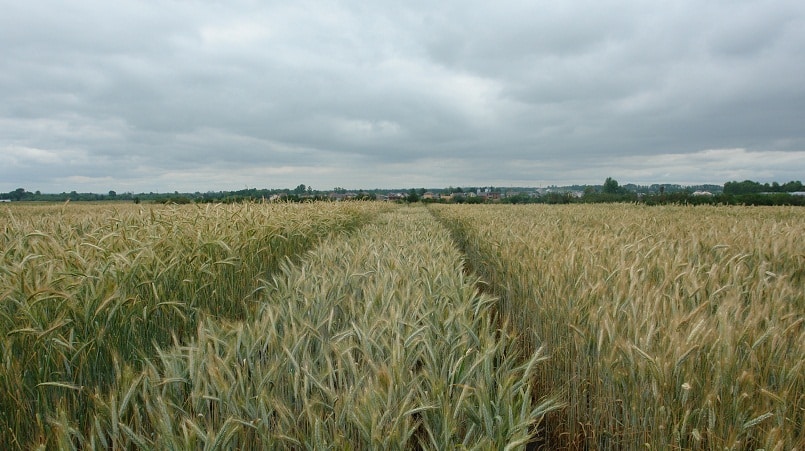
[0,201,385,448]
[431,203,804,449]
[1,201,803,449]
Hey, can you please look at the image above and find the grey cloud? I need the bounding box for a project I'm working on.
[1,1,804,193]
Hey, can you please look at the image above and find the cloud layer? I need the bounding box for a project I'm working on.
[2,0,804,192]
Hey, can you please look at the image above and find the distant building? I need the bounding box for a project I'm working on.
[329,192,360,201]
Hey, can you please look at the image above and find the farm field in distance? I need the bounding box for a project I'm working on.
[1,201,803,449]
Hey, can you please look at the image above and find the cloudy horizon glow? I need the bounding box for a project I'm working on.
[2,1,804,193]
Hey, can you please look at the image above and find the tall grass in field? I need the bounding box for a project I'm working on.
[431,203,805,449]
[0,201,384,449]
[47,207,559,448]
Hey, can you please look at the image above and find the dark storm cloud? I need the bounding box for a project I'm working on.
[1,0,803,193]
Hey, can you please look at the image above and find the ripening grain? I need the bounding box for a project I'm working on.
[0,201,386,448]
[430,203,805,450]
[4,200,801,449]
[47,207,559,448]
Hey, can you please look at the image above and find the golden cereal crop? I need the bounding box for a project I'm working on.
[3,200,802,449]
[0,201,386,448]
[430,203,805,449]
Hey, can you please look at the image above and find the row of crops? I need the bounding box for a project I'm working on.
[2,203,562,448]
[0,202,386,448]
[2,201,803,449]
[430,203,804,449]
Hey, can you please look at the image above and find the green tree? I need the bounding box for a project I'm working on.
[724,180,763,195]
[11,188,27,201]
[602,177,623,194]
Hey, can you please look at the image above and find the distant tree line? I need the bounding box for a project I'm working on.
[0,188,128,202]
[579,178,804,206]
[0,186,373,204]
[2,179,803,206]
[500,178,805,206]
[723,180,803,195]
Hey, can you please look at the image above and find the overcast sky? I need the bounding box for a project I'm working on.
[2,0,804,193]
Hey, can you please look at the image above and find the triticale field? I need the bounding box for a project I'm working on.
[1,201,803,449]
[431,203,804,449]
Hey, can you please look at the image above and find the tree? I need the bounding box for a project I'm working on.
[108,190,117,198]
[502,192,532,204]
[724,180,763,195]
[602,177,623,194]
[781,180,803,192]
[11,188,27,201]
